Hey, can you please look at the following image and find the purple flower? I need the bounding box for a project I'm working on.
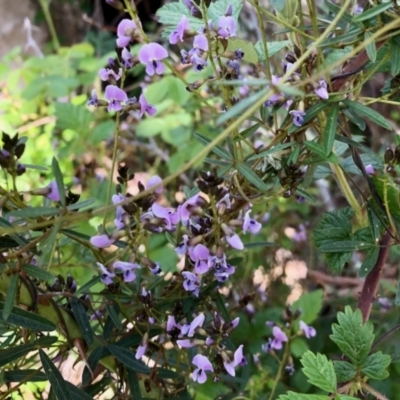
[189,244,211,274]
[354,4,363,15]
[180,194,201,223]
[87,89,98,107]
[138,43,168,76]
[182,271,200,296]
[149,262,162,275]
[105,85,128,112]
[98,67,122,81]
[293,224,307,242]
[146,175,163,193]
[225,4,233,16]
[190,54,208,72]
[116,19,137,48]
[299,321,316,339]
[90,234,116,248]
[169,15,189,44]
[223,345,245,376]
[217,16,236,38]
[271,326,288,350]
[226,233,244,250]
[193,34,208,52]
[139,94,157,117]
[365,164,375,175]
[192,354,213,384]
[135,342,147,359]
[314,79,329,100]
[289,110,306,127]
[151,203,178,231]
[46,180,60,201]
[97,262,116,285]
[167,315,180,332]
[112,193,126,230]
[121,48,134,68]
[114,261,141,282]
[177,339,197,348]
[188,313,205,337]
[243,210,262,234]
[175,235,189,255]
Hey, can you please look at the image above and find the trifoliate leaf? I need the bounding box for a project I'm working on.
[361,351,391,380]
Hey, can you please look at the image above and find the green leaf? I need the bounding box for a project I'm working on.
[300,351,336,393]
[105,304,122,330]
[247,142,293,161]
[0,302,56,331]
[342,100,392,131]
[3,370,47,382]
[67,382,94,400]
[52,157,66,207]
[22,264,55,282]
[3,273,19,321]
[70,298,94,346]
[391,38,400,76]
[270,0,286,12]
[193,131,233,161]
[335,396,360,400]
[361,351,391,380]
[54,102,92,136]
[342,108,366,131]
[0,342,36,368]
[352,1,393,22]
[319,240,374,252]
[278,393,330,400]
[341,152,383,176]
[208,0,243,25]
[39,349,71,400]
[323,104,339,155]
[127,369,143,399]
[304,141,327,160]
[330,306,374,366]
[304,102,330,123]
[216,89,268,126]
[7,207,61,218]
[225,38,259,64]
[236,123,260,141]
[358,245,380,277]
[333,361,357,382]
[364,32,376,62]
[107,344,150,374]
[237,163,269,191]
[254,40,291,61]
[292,290,323,324]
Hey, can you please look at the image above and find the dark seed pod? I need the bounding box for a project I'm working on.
[384,147,394,163]
[395,145,400,164]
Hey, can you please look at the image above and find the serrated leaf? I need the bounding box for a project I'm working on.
[359,245,379,277]
[217,89,268,126]
[361,351,391,380]
[330,306,374,366]
[342,100,392,130]
[193,131,233,161]
[301,351,336,393]
[3,273,19,321]
[22,264,55,282]
[278,393,330,400]
[352,1,393,22]
[0,302,56,331]
[323,104,339,155]
[40,349,71,400]
[333,361,357,382]
[365,32,377,62]
[70,298,94,346]
[293,290,323,324]
[237,163,269,191]
[52,157,66,207]
[107,344,150,374]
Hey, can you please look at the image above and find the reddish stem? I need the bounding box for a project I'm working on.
[357,231,392,322]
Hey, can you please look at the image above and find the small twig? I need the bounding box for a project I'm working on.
[357,231,392,322]
[371,323,400,352]
[361,382,389,400]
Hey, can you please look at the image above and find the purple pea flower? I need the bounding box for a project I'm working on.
[97,262,116,285]
[299,321,316,339]
[365,164,375,175]
[135,336,148,359]
[46,180,61,201]
[98,67,122,81]
[180,193,202,223]
[146,175,163,194]
[105,85,128,112]
[188,313,205,337]
[217,16,236,38]
[191,54,208,72]
[114,261,141,282]
[223,345,245,377]
[314,79,329,100]
[192,354,213,384]
[243,209,262,234]
[167,315,181,332]
[225,4,233,16]
[121,47,134,68]
[271,326,288,350]
[354,4,363,15]
[87,89,98,107]
[138,43,168,76]
[175,235,189,255]
[169,15,189,44]
[116,19,137,48]
[182,271,200,296]
[193,34,208,52]
[151,203,179,231]
[139,94,157,117]
[293,224,307,242]
[189,244,211,274]
[226,233,244,250]
[290,110,306,127]
[90,234,116,248]
[177,339,197,348]
[112,193,126,230]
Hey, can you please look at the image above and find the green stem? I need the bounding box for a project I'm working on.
[268,341,291,400]
[37,0,60,51]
